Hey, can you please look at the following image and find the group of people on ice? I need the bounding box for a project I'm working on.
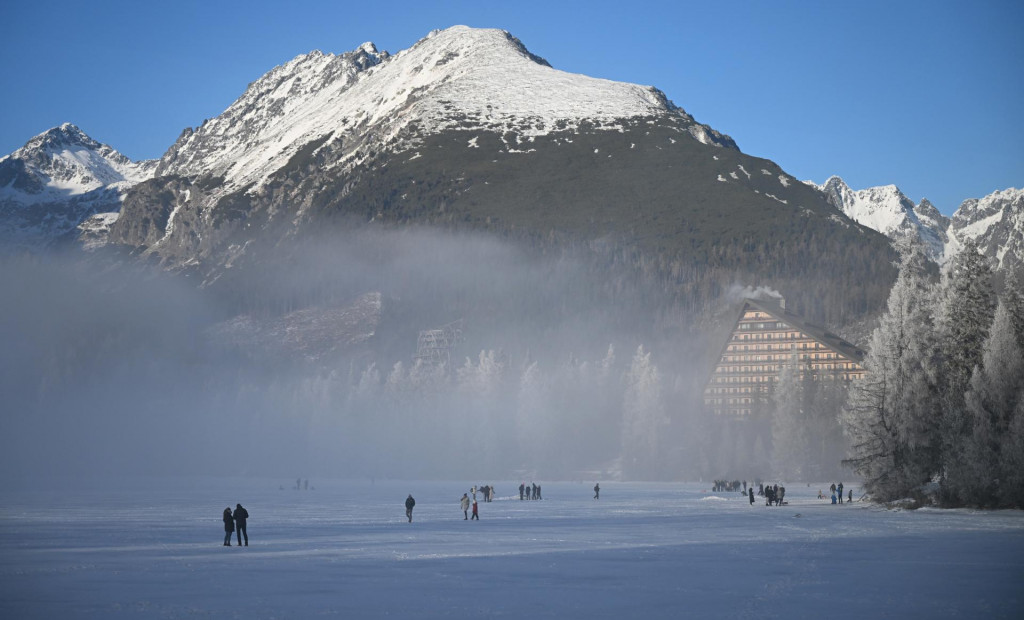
[519,482,542,500]
[221,504,250,546]
[474,485,495,502]
[820,482,853,504]
[712,479,746,493]
[751,482,786,506]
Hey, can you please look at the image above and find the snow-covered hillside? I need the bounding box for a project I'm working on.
[155,26,733,197]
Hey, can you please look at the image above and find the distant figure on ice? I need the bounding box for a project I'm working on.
[406,494,416,522]
[848,489,853,503]
[831,491,837,504]
[749,487,754,505]
[222,507,234,546]
[233,504,249,546]
[461,493,470,520]
[594,483,600,499]
[830,482,837,497]
[818,489,824,500]
[837,482,844,504]
[471,486,477,501]
[537,484,542,500]
[519,483,525,501]
[471,499,479,520]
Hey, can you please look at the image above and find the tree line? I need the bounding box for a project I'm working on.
[842,240,1024,507]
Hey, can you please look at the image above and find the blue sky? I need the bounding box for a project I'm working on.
[1,0,1021,214]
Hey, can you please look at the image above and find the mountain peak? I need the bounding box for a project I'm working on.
[25,123,99,153]
[155,25,721,192]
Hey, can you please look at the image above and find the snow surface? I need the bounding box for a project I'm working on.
[1,479,1021,619]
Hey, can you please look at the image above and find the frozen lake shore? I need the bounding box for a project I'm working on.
[2,478,1022,619]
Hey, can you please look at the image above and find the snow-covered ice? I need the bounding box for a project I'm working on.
[1,479,1021,619]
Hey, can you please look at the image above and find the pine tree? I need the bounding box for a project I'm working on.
[935,239,996,501]
[622,345,667,478]
[841,242,939,500]
[962,299,1024,505]
[771,361,809,480]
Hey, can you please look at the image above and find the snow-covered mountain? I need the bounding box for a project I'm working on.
[812,176,1023,271]
[0,123,155,249]
[153,27,734,197]
[0,26,904,330]
[813,176,948,261]
[948,188,1024,271]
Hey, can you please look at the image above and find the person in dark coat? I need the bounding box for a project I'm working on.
[594,483,600,499]
[233,504,249,546]
[405,494,416,522]
[749,487,755,505]
[222,507,234,546]
[519,483,525,501]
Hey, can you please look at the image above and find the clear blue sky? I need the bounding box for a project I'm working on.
[2,0,1021,214]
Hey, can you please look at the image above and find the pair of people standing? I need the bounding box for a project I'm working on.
[460,493,479,520]
[222,504,249,546]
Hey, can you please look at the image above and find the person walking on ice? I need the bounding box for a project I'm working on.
[471,499,479,520]
[405,494,416,523]
[460,493,470,520]
[594,483,600,499]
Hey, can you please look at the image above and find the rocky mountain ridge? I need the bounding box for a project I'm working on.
[812,176,1023,271]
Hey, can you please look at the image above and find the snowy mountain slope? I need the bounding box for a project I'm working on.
[0,123,153,201]
[0,124,155,249]
[812,176,1023,272]
[154,26,735,199]
[813,176,947,261]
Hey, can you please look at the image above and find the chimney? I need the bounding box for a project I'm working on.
[779,296,786,310]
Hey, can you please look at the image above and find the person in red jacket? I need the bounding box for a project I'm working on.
[471,499,479,520]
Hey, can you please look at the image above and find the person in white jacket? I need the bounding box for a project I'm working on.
[460,493,470,520]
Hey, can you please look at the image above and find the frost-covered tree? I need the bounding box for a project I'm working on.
[621,345,667,478]
[841,242,940,500]
[1002,269,1024,351]
[516,360,548,470]
[960,299,1024,505]
[935,239,996,497]
[1000,398,1024,507]
[456,350,510,471]
[771,361,810,480]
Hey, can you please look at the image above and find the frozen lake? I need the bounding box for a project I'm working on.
[1,478,1022,619]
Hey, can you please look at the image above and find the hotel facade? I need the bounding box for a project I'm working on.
[703,297,866,416]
